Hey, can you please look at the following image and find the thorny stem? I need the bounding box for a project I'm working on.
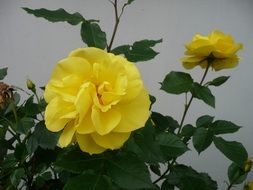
[153,63,211,184]
[107,0,127,52]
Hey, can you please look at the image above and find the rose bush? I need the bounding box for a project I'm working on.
[182,30,243,71]
[0,2,252,189]
[44,47,150,154]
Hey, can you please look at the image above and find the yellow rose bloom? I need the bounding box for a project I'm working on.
[182,30,243,71]
[44,47,150,154]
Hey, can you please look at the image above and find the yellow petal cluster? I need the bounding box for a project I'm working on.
[182,30,243,71]
[44,47,150,154]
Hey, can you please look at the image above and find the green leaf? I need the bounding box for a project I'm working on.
[23,8,84,25]
[111,45,130,55]
[25,121,59,153]
[106,154,155,189]
[4,93,20,115]
[0,128,8,162]
[180,124,196,143]
[149,164,161,176]
[228,162,248,185]
[211,120,241,135]
[26,134,39,154]
[14,143,27,160]
[161,180,174,190]
[208,76,230,87]
[161,71,194,94]
[10,168,25,187]
[149,95,156,107]
[81,22,107,49]
[213,137,248,167]
[193,127,214,154]
[156,133,188,158]
[0,67,8,80]
[166,165,217,190]
[111,39,162,62]
[127,0,135,5]
[1,154,17,170]
[34,122,60,150]
[32,148,59,173]
[124,120,165,163]
[191,83,215,108]
[55,147,103,173]
[196,115,214,128]
[16,117,34,135]
[64,173,111,190]
[151,112,179,132]
[34,171,52,188]
[24,96,40,117]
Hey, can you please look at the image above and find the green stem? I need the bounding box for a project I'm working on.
[153,63,211,184]
[107,0,127,52]
[107,0,119,52]
[11,102,18,123]
[34,91,44,120]
[177,63,210,134]
[7,127,21,144]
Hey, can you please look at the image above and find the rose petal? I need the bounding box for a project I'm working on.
[69,48,110,66]
[76,111,95,134]
[91,132,130,149]
[212,56,239,71]
[75,82,93,121]
[58,121,76,147]
[51,57,92,80]
[91,106,121,135]
[45,98,75,132]
[113,88,150,133]
[76,133,106,154]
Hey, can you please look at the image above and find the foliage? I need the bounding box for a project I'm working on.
[0,1,251,190]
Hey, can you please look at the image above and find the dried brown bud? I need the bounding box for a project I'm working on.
[0,82,13,109]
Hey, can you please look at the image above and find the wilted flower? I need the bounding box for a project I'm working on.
[44,47,150,154]
[182,30,243,71]
[0,82,13,109]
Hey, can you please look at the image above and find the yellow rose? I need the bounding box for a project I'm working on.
[44,47,150,154]
[244,181,253,190]
[182,30,243,71]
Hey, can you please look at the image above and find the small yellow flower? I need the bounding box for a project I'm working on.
[244,181,253,190]
[182,30,243,71]
[244,158,253,172]
[44,47,150,154]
